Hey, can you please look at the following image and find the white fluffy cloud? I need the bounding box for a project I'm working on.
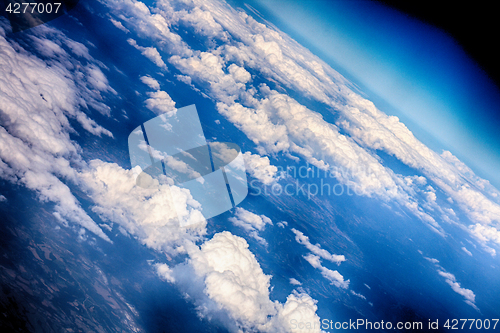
[110,18,130,33]
[140,75,161,90]
[180,6,225,38]
[154,263,176,283]
[461,246,473,256]
[188,231,323,332]
[189,231,276,328]
[144,90,176,115]
[228,207,272,245]
[243,152,278,185]
[275,291,323,333]
[0,25,113,242]
[79,160,206,253]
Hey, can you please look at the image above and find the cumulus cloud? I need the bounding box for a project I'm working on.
[275,291,323,333]
[277,221,288,228]
[144,90,176,115]
[189,231,276,328]
[243,152,278,185]
[180,6,225,38]
[79,160,206,253]
[290,228,348,289]
[228,63,251,83]
[230,207,272,231]
[424,257,440,264]
[110,18,130,33]
[188,231,323,332]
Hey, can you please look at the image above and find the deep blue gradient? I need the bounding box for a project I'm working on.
[232,0,500,189]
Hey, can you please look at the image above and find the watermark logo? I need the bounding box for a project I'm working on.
[128,104,248,227]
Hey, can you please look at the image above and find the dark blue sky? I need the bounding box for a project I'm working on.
[231,0,500,189]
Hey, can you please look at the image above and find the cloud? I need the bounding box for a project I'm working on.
[228,64,251,83]
[189,231,276,328]
[0,27,113,242]
[303,254,349,289]
[350,290,366,300]
[228,207,272,245]
[144,90,176,115]
[229,207,272,231]
[180,6,225,38]
[437,270,479,311]
[289,278,302,286]
[292,228,345,264]
[461,246,473,256]
[291,228,348,289]
[188,231,322,332]
[424,257,440,264]
[154,263,175,283]
[175,74,193,86]
[79,160,206,253]
[140,75,160,90]
[110,18,130,33]
[275,291,323,333]
[127,38,167,69]
[242,152,278,185]
[421,251,479,311]
[31,36,67,57]
[277,221,288,228]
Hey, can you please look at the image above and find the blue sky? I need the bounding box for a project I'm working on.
[234,0,500,188]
